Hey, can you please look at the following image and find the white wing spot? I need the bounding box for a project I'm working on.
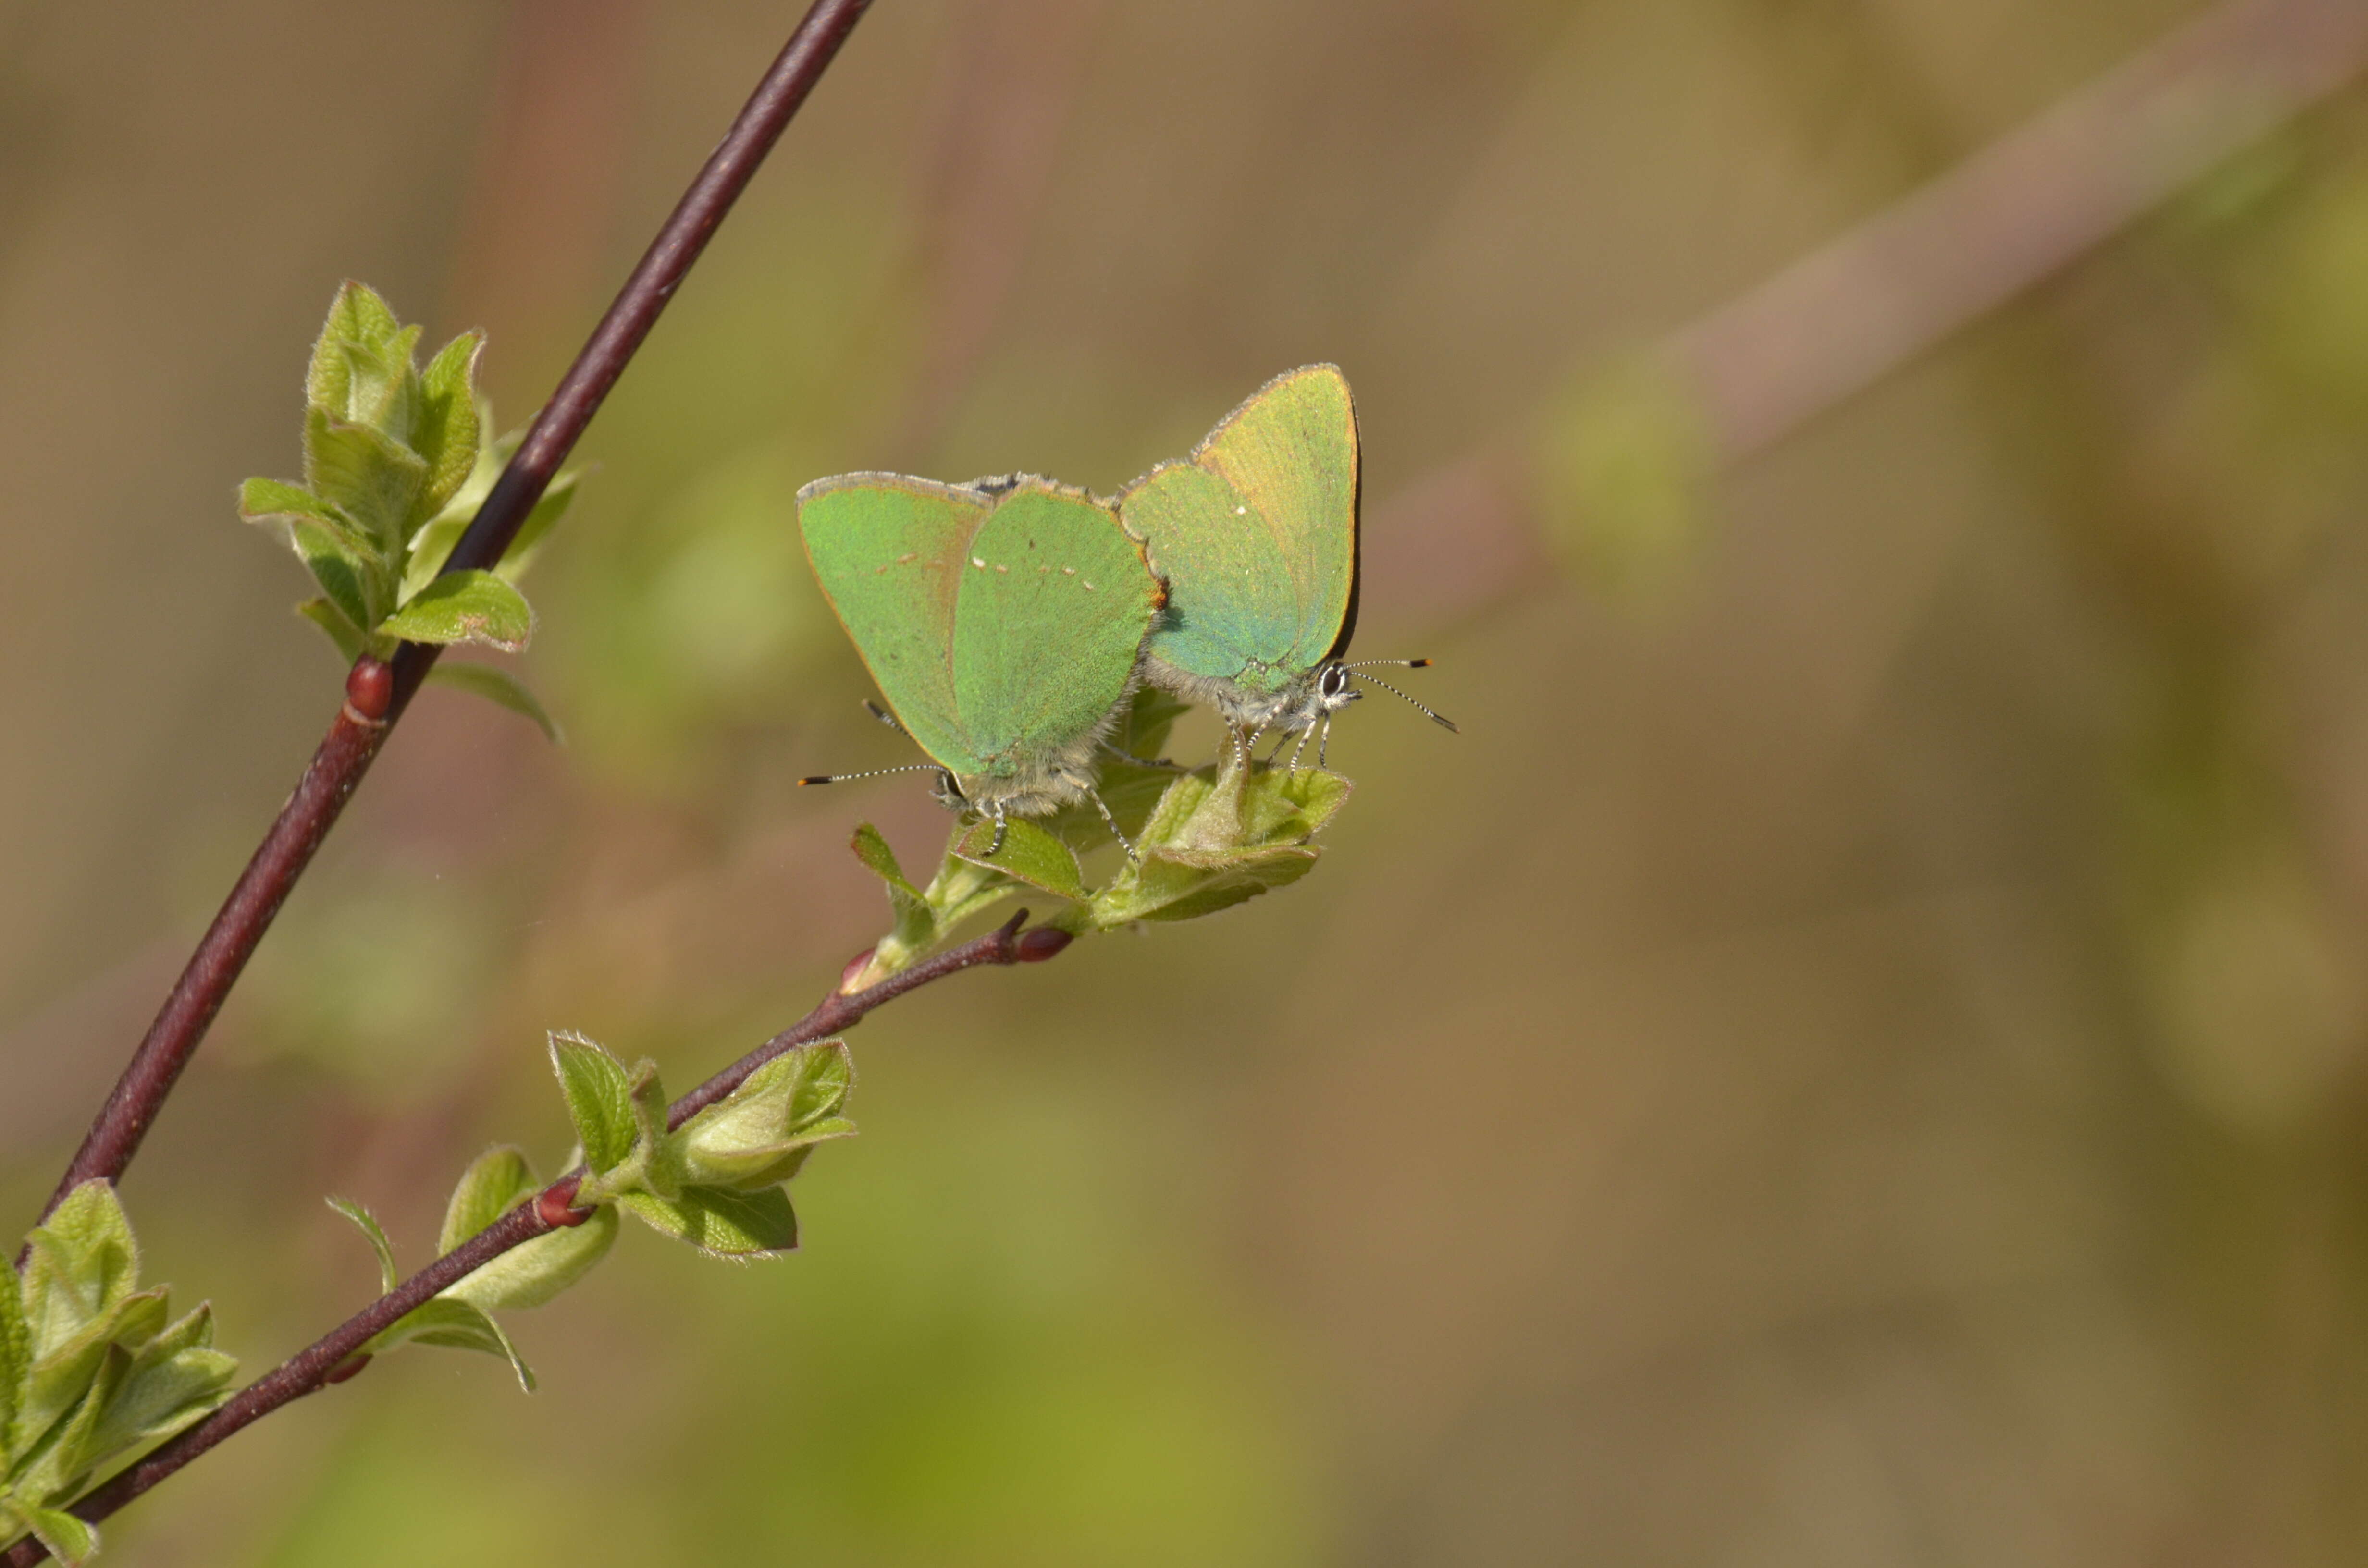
[1061,566,1076,576]
[1234,505,1246,515]
[1081,580,1096,591]
[971,556,986,569]
[995,564,1009,573]
[897,552,916,564]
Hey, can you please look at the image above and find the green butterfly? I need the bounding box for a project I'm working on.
[797,471,1165,852]
[1120,364,1452,765]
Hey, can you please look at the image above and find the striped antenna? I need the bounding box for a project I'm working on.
[1345,668,1457,732]
[798,763,948,787]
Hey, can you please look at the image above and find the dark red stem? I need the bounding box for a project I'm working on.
[2,913,1052,1565]
[33,0,876,1227]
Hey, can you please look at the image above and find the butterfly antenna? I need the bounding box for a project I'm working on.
[1342,658,1436,669]
[861,699,907,734]
[798,763,946,786]
[1345,670,1457,731]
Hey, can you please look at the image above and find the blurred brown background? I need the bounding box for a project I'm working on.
[8,0,2368,1561]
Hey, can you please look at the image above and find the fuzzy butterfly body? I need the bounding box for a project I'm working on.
[797,472,1164,832]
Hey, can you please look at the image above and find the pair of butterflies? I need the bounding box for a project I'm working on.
[796,365,1451,854]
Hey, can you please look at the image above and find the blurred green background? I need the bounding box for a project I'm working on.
[10,0,2368,1560]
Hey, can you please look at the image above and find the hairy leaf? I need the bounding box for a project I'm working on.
[381,569,532,651]
[413,331,484,518]
[422,662,560,741]
[438,1147,540,1256]
[444,1205,618,1315]
[296,597,371,663]
[325,1198,399,1294]
[952,817,1089,902]
[678,1042,858,1191]
[303,407,428,557]
[14,1504,96,1565]
[548,1033,634,1173]
[618,1185,798,1259]
[20,1184,138,1359]
[368,1297,535,1393]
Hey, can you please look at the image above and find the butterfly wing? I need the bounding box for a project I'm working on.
[948,480,1163,771]
[798,473,993,777]
[1125,365,1359,693]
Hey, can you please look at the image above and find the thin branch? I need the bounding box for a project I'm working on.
[2,911,1063,1567]
[1670,0,2368,460]
[1359,0,2368,632]
[34,0,876,1227]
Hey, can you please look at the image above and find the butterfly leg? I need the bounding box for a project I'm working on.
[1087,787,1137,859]
[1099,739,1187,772]
[1317,714,1334,770]
[1286,724,1314,775]
[1264,730,1294,766]
[986,800,1009,857]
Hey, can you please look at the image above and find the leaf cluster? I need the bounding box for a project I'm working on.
[846,690,1353,987]
[240,282,576,737]
[324,1033,857,1393]
[1,1186,237,1566]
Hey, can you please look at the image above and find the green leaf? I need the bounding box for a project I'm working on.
[0,1255,30,1450]
[20,1184,138,1360]
[303,407,429,557]
[78,1322,235,1470]
[618,1185,798,1259]
[15,1504,97,1565]
[851,823,917,896]
[295,597,372,662]
[627,1061,686,1202]
[239,477,374,552]
[289,520,383,631]
[444,1205,617,1315]
[307,282,406,414]
[678,1042,858,1191]
[14,1291,165,1460]
[335,326,424,443]
[401,514,467,601]
[325,1198,399,1294]
[495,468,577,583]
[422,662,561,742]
[851,823,933,953]
[1129,847,1319,922]
[951,817,1089,902]
[367,1297,535,1393]
[413,331,484,518]
[16,1338,132,1507]
[438,1147,540,1256]
[548,1033,634,1173]
[381,569,532,651]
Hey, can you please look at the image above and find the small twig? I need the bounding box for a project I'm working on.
[0,912,1063,1566]
[668,907,1071,1127]
[32,0,876,1230]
